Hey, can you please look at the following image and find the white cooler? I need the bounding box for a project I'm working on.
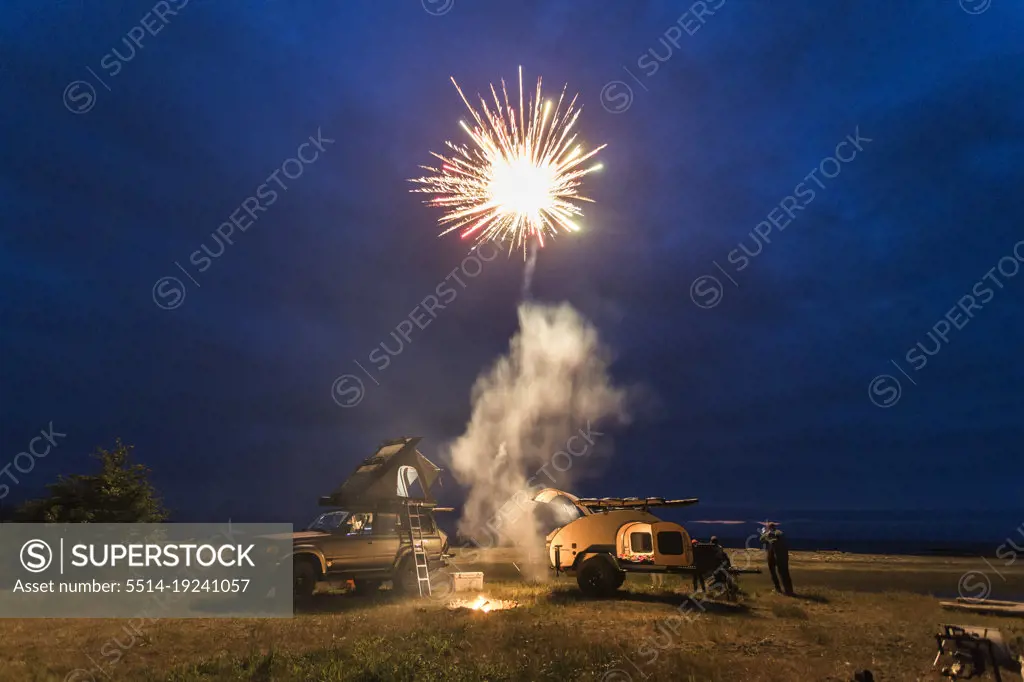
[451,571,484,592]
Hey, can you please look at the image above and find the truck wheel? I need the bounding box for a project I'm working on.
[293,558,318,600]
[577,556,624,597]
[392,556,419,595]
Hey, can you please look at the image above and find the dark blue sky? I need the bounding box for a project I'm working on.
[2,0,1021,528]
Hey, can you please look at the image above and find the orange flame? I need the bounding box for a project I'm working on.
[448,594,518,612]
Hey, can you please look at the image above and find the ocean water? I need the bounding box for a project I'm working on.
[390,505,1024,558]
[678,507,1024,556]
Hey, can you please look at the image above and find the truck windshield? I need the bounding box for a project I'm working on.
[307,511,349,532]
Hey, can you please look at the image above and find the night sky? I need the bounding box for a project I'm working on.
[2,1,1021,534]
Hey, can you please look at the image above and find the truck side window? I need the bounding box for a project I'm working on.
[308,511,349,532]
[397,511,435,534]
[343,512,374,536]
[373,513,400,535]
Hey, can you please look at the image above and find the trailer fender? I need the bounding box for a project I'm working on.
[572,546,621,572]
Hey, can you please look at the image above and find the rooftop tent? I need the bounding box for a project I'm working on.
[319,436,442,507]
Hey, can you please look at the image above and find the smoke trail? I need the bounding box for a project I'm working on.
[521,241,538,300]
[445,302,628,577]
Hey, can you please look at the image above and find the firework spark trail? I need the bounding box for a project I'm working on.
[410,67,606,255]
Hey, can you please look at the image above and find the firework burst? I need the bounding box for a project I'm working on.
[410,67,606,255]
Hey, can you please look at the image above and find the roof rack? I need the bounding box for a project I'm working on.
[577,497,699,510]
[317,497,451,510]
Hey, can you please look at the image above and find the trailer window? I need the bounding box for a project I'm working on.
[630,532,653,553]
[657,531,684,555]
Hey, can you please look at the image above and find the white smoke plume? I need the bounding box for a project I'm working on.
[446,302,628,576]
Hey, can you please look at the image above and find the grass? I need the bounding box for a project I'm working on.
[769,602,809,619]
[164,627,624,682]
[2,551,1023,681]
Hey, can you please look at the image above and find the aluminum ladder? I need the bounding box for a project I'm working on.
[405,503,431,597]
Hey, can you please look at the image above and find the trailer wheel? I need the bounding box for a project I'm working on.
[577,555,624,597]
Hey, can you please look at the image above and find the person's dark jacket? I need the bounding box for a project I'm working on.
[692,543,720,575]
[711,543,731,570]
[760,529,789,561]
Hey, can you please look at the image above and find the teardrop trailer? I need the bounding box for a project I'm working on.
[533,488,758,597]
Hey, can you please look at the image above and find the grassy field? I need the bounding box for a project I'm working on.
[2,549,1023,681]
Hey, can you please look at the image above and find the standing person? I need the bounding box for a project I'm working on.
[689,538,706,593]
[709,536,730,570]
[760,522,794,595]
[707,536,739,599]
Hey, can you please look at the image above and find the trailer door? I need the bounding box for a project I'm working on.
[651,522,692,566]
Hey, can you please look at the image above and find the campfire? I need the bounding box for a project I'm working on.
[447,594,518,612]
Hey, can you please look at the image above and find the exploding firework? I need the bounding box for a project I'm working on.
[410,67,606,255]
